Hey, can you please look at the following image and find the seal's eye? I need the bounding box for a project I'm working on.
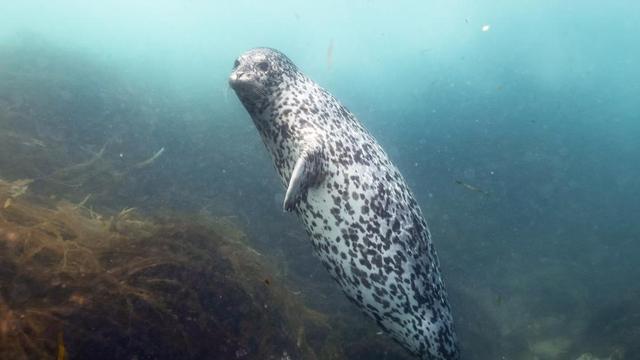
[257,61,269,72]
[233,59,240,69]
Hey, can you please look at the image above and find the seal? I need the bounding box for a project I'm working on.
[229,48,459,360]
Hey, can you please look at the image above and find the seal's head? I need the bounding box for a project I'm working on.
[229,48,297,114]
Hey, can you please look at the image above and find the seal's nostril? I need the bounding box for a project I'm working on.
[229,71,245,83]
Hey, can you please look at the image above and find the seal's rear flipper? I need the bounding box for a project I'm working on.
[283,143,324,212]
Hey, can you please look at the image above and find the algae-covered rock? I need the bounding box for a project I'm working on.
[0,179,331,360]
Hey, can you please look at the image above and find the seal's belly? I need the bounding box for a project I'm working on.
[300,172,446,350]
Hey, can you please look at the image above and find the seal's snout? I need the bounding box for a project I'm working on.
[228,71,249,91]
[229,67,263,96]
[228,72,239,87]
[229,68,242,84]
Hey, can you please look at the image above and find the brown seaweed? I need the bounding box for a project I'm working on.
[0,179,337,360]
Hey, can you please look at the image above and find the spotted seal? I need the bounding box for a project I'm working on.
[228,48,459,360]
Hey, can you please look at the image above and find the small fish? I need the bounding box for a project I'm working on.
[264,278,271,286]
[455,180,490,196]
[3,198,11,209]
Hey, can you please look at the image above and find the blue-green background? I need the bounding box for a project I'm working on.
[1,1,639,358]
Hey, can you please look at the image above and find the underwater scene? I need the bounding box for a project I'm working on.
[1,1,639,359]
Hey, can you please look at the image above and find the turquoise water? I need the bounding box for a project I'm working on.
[1,1,639,359]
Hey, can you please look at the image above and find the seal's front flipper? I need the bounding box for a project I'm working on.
[284,144,324,212]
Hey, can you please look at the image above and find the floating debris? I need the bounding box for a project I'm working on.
[482,24,491,32]
[327,39,334,71]
[132,147,165,169]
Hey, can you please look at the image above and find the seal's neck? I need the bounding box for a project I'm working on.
[247,74,308,142]
[246,74,315,184]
